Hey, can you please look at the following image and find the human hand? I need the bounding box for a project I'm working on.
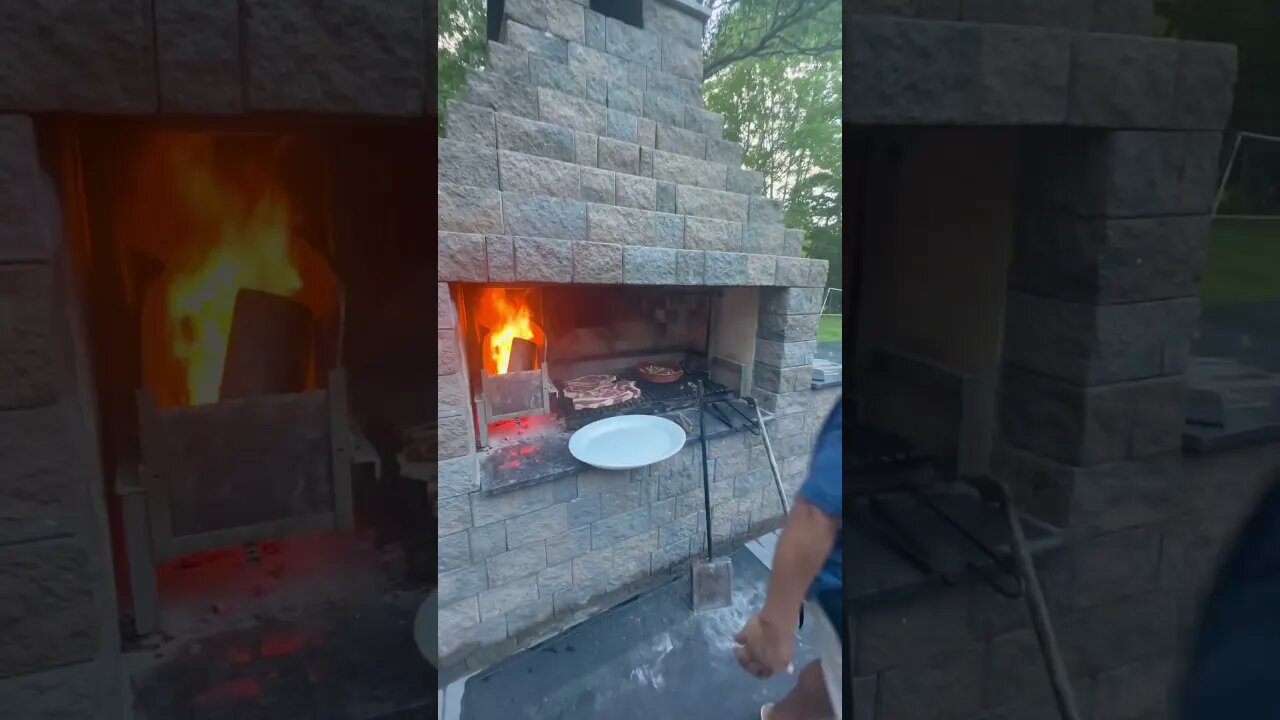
[733,612,796,679]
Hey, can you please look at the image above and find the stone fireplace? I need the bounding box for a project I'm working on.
[0,3,434,718]
[434,0,836,672]
[841,4,1243,719]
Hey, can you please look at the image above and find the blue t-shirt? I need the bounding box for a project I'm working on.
[799,398,842,598]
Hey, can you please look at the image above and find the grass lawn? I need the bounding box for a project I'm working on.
[1201,219,1280,305]
[818,314,842,343]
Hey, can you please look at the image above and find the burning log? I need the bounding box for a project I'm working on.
[220,288,314,400]
[507,336,538,372]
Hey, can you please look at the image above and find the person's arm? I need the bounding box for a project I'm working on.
[759,496,840,629]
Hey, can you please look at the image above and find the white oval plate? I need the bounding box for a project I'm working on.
[568,415,688,470]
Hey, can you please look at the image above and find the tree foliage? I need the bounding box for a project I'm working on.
[701,0,841,81]
[438,0,487,130]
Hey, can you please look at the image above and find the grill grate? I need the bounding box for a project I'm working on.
[555,370,732,429]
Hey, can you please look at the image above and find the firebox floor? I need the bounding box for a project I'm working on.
[128,589,433,720]
[450,545,820,720]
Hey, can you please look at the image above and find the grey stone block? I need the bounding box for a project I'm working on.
[616,174,657,210]
[0,118,47,262]
[498,150,582,198]
[446,102,497,146]
[783,228,805,257]
[643,0,704,47]
[775,256,809,287]
[438,373,467,419]
[755,338,817,368]
[155,0,241,112]
[496,112,576,162]
[567,495,602,529]
[0,657,116,720]
[652,150,726,190]
[470,522,508,562]
[480,574,540,619]
[506,503,569,546]
[600,486,643,518]
[1030,130,1223,217]
[640,146,654,177]
[577,66,608,104]
[1068,34,1177,128]
[546,526,592,565]
[656,124,707,158]
[504,0,548,31]
[584,8,607,50]
[753,388,811,417]
[439,183,504,234]
[438,232,488,281]
[597,137,641,174]
[856,588,974,673]
[514,236,575,281]
[438,495,474,539]
[1091,660,1174,720]
[605,17,659,66]
[538,87,606,133]
[441,531,471,573]
[661,35,702,81]
[438,329,459,376]
[0,406,84,545]
[745,254,777,286]
[1000,367,1186,465]
[1011,214,1210,304]
[961,0,1093,29]
[807,258,829,288]
[845,17,1070,125]
[654,212,685,248]
[1057,591,1177,677]
[439,564,487,607]
[758,312,819,342]
[676,249,705,284]
[647,68,699,105]
[676,185,749,223]
[485,542,547,588]
[685,106,725,137]
[1171,41,1238,131]
[592,506,651,547]
[683,216,742,252]
[656,181,676,213]
[438,282,456,329]
[746,196,783,227]
[488,41,531,80]
[643,91,685,126]
[741,224,784,255]
[505,19,568,62]
[607,82,643,115]
[530,54,585,96]
[761,287,824,315]
[752,363,812,394]
[588,204,655,244]
[637,117,656,148]
[704,251,749,285]
[1070,525,1163,609]
[545,0,585,42]
[580,167,616,203]
[577,467,630,494]
[568,41,630,84]
[539,560,574,596]
[628,61,648,89]
[575,131,597,166]
[439,138,500,188]
[486,235,516,281]
[467,70,540,119]
[1004,293,1198,385]
[624,246,678,284]
[706,137,743,166]
[507,596,556,636]
[1090,0,1154,34]
[727,167,765,195]
[438,415,474,460]
[242,0,425,115]
[503,192,587,241]
[572,241,624,283]
[606,109,639,144]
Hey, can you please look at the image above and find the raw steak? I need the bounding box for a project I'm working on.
[561,374,618,399]
[570,379,641,410]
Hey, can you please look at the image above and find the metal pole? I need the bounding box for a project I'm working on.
[1213,133,1244,219]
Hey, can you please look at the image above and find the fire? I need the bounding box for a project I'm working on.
[118,133,337,406]
[473,288,544,375]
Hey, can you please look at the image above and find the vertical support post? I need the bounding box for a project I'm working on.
[329,368,355,529]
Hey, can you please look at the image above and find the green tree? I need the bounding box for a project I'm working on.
[701,0,841,81]
[438,0,487,132]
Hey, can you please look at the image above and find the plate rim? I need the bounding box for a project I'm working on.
[569,414,687,470]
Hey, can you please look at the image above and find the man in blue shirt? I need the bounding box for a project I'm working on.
[735,398,844,719]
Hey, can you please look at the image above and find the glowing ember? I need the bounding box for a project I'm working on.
[118,133,337,407]
[473,288,544,375]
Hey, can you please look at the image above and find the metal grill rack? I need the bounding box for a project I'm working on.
[554,370,732,430]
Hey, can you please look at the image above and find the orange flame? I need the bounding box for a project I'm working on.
[118,133,337,407]
[473,288,544,375]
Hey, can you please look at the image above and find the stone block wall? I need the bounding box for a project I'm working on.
[0,119,123,717]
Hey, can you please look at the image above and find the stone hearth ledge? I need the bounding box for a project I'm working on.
[480,398,776,495]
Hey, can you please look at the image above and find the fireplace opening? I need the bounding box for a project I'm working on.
[43,117,434,643]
